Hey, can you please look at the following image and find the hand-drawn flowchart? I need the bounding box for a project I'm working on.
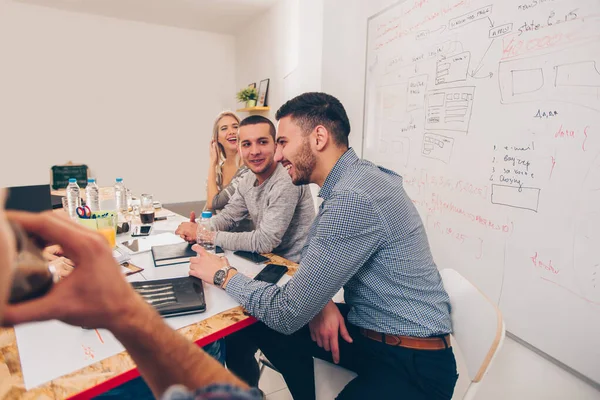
[364,0,600,385]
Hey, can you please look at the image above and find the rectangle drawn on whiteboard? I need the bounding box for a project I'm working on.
[407,74,428,111]
[422,133,454,163]
[436,52,471,85]
[378,137,411,167]
[425,86,475,132]
[449,5,493,30]
[491,184,540,212]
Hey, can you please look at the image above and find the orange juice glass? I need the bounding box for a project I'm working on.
[95,214,117,248]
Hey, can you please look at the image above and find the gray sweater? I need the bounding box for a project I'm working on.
[211,164,315,262]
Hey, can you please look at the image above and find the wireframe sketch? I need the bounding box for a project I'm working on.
[511,68,545,95]
[498,43,600,111]
[407,74,428,111]
[491,184,540,212]
[378,137,411,168]
[489,23,513,38]
[436,52,471,85]
[425,86,475,132]
[449,5,493,30]
[554,61,600,87]
[422,133,454,163]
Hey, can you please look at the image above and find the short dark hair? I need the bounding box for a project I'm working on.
[275,92,350,147]
[239,115,276,140]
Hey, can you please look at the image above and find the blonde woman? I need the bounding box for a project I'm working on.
[205,111,249,212]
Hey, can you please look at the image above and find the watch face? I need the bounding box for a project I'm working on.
[214,269,226,286]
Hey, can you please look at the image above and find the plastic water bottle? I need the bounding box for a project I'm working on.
[114,178,127,214]
[66,178,81,219]
[197,211,215,253]
[85,178,100,212]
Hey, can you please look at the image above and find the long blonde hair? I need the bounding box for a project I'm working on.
[212,111,242,188]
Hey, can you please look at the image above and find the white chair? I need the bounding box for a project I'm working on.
[313,268,505,399]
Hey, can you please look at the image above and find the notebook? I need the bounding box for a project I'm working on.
[151,242,197,267]
[131,277,206,317]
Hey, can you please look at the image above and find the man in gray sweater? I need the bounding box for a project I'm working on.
[176,115,314,263]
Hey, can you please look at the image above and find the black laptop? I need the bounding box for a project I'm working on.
[5,184,54,212]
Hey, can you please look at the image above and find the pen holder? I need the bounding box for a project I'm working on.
[77,211,117,248]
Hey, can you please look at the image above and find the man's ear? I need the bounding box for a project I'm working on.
[313,125,329,151]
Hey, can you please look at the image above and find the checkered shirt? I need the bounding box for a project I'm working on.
[226,148,452,337]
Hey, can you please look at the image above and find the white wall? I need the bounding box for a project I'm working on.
[322,0,600,398]
[322,0,397,153]
[0,1,237,203]
[234,0,323,121]
[235,0,324,207]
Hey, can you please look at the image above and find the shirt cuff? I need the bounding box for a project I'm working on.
[225,272,252,305]
[214,231,222,246]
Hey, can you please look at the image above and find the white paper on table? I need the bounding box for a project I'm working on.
[15,285,240,390]
[117,232,185,254]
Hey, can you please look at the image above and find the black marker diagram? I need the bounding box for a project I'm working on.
[425,86,475,132]
[422,133,454,163]
[491,184,541,212]
[436,51,471,85]
[498,43,600,111]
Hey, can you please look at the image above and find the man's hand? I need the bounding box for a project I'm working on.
[175,212,197,243]
[42,244,64,262]
[189,245,229,286]
[49,257,75,279]
[0,189,16,322]
[309,301,353,364]
[3,211,146,331]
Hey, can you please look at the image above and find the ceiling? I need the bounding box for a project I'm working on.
[15,0,279,34]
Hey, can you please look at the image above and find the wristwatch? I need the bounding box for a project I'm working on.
[213,265,237,289]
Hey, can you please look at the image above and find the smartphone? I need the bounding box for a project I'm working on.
[233,250,269,264]
[254,264,289,284]
[131,225,152,237]
[215,245,224,254]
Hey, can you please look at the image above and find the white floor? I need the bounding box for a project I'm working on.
[257,337,600,399]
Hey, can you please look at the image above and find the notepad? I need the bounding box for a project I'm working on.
[151,241,197,267]
[131,277,206,317]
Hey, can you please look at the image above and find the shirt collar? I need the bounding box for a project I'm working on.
[318,148,359,200]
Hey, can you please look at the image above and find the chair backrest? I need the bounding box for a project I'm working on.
[440,269,505,385]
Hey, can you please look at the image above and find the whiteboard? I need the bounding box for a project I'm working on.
[363,0,600,385]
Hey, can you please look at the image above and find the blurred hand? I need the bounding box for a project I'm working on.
[49,256,75,279]
[3,211,145,330]
[189,245,229,286]
[309,301,353,364]
[42,244,65,262]
[209,140,219,167]
[0,189,16,320]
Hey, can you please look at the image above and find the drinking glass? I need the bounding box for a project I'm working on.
[139,194,155,224]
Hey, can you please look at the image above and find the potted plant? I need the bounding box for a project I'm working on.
[236,87,258,108]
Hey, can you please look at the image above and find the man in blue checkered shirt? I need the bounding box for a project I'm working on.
[190,92,458,399]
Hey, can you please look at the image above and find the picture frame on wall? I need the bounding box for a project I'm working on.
[248,83,256,89]
[257,79,270,107]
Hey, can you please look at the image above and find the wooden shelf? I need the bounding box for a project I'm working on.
[236,106,270,112]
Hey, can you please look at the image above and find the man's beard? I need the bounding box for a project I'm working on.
[291,139,316,185]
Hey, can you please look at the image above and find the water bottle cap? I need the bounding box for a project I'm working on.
[116,178,123,182]
[68,178,76,183]
[87,178,95,183]
[201,211,213,219]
